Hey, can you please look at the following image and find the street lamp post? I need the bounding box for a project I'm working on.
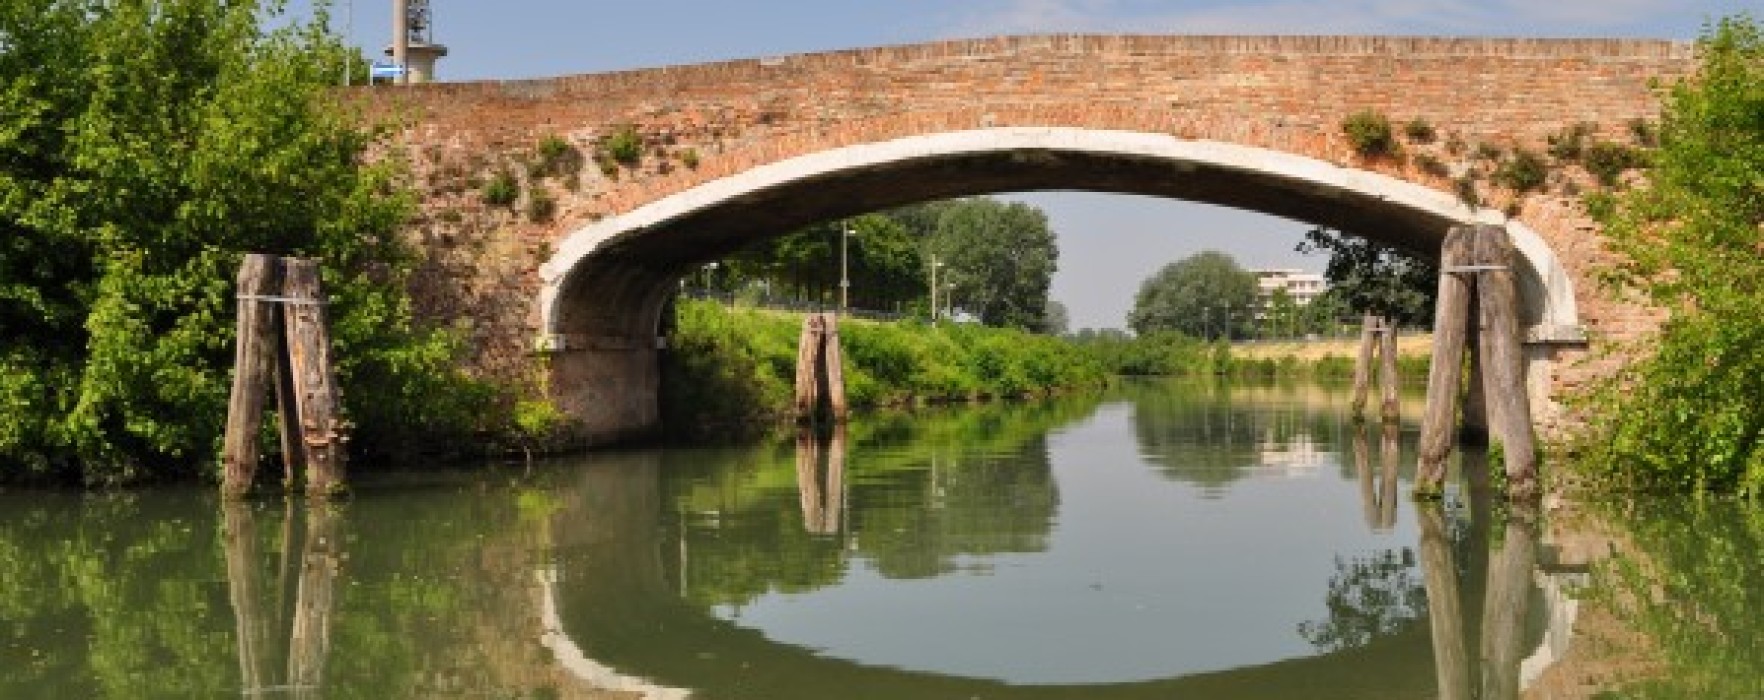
[1203,306,1211,341]
[930,255,944,322]
[839,222,853,313]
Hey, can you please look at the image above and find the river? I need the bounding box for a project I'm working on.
[1,378,1758,698]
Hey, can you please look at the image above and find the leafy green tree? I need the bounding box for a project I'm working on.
[0,0,482,484]
[1583,16,1764,495]
[1296,227,1437,327]
[716,198,1059,328]
[929,198,1058,329]
[1265,288,1303,340]
[1127,251,1257,339]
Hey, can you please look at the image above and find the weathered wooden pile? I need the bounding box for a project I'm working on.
[222,254,348,498]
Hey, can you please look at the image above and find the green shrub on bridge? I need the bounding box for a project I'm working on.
[1578,16,1764,497]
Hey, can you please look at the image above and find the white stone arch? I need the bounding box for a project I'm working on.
[539,127,1581,344]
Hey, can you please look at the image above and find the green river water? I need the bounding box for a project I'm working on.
[1,378,1759,698]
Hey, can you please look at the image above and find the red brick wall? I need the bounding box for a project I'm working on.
[360,35,1694,417]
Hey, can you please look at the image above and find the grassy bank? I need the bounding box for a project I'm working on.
[661,300,1111,436]
[1074,331,1430,381]
[1227,334,1432,381]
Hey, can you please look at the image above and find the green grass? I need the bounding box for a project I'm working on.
[660,300,1111,435]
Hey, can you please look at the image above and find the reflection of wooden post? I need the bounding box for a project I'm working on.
[1352,313,1377,419]
[1472,226,1537,498]
[824,424,846,534]
[1419,504,1472,700]
[794,429,825,533]
[1353,425,1377,529]
[224,255,286,497]
[1377,422,1400,530]
[1479,506,1538,700]
[1378,317,1400,422]
[282,260,348,498]
[1416,226,1475,495]
[224,503,280,692]
[794,426,848,535]
[289,505,343,696]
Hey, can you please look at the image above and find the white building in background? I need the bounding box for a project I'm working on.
[1253,268,1328,309]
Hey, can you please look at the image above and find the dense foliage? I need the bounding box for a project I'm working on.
[0,0,483,484]
[713,197,1061,331]
[1579,17,1764,496]
[1296,227,1437,327]
[659,300,1108,435]
[1126,250,1258,339]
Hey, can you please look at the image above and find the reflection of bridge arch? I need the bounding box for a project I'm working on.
[547,458,1439,699]
[535,130,1578,441]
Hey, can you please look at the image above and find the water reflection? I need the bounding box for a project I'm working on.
[1352,422,1403,532]
[1416,501,1540,700]
[0,380,1759,697]
[223,502,344,698]
[792,426,845,535]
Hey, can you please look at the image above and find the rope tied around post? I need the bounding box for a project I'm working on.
[1414,224,1538,500]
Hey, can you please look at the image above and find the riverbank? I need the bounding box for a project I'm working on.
[660,300,1111,438]
[661,302,1440,439]
[1226,334,1431,381]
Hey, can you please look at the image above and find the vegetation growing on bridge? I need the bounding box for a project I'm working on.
[1576,16,1764,497]
[0,1,488,485]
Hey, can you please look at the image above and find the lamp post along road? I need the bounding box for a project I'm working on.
[840,222,852,313]
[929,255,944,322]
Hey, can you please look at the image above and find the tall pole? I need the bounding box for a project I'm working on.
[342,0,354,86]
[839,223,851,313]
[391,0,409,86]
[929,255,942,322]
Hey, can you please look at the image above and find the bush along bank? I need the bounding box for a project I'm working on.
[1071,331,1430,381]
[659,300,1111,438]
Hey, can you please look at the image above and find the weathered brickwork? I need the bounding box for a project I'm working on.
[360,35,1695,436]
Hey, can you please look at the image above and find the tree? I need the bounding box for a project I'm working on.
[1265,288,1302,340]
[724,213,924,309]
[1582,16,1764,495]
[929,198,1058,329]
[0,0,482,484]
[1127,251,1257,339]
[1041,300,1070,336]
[1296,227,1437,327]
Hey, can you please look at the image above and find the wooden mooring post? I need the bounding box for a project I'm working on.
[222,255,349,499]
[1414,224,1537,499]
[793,313,850,425]
[1351,312,1402,423]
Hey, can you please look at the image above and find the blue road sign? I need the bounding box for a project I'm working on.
[369,61,406,79]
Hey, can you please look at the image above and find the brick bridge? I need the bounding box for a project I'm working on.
[368,35,1693,443]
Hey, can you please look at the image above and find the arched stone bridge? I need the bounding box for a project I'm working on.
[368,35,1693,443]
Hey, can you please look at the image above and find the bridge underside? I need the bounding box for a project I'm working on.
[538,130,1579,444]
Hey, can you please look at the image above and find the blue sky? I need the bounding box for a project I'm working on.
[295,0,1751,330]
